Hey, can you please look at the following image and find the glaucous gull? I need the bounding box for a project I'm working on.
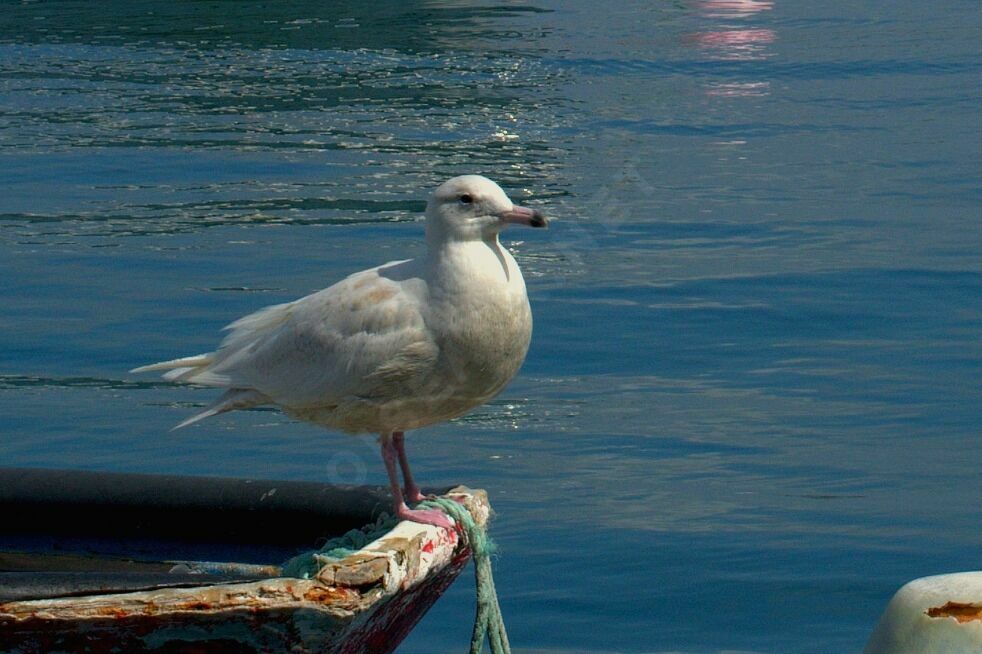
[132,175,547,528]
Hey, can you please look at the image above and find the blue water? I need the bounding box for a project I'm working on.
[1,1,980,652]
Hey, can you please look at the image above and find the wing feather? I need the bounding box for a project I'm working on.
[181,260,438,408]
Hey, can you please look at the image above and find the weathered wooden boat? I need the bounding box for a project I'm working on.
[0,467,488,653]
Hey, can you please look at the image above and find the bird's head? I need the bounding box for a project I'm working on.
[425,175,547,244]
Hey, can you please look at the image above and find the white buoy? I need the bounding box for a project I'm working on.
[864,571,982,654]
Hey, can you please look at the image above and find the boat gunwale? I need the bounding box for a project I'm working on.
[0,486,487,622]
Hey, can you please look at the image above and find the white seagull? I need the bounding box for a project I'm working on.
[132,175,547,528]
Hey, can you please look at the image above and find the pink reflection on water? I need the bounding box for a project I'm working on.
[688,0,776,96]
[692,27,775,60]
[697,0,773,18]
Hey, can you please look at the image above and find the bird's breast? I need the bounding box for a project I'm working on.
[303,240,534,434]
[426,242,533,401]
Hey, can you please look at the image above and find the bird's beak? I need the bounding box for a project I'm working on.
[500,204,548,228]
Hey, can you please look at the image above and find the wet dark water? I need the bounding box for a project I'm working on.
[1,1,980,652]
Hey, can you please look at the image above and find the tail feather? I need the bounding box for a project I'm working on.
[133,354,267,429]
[131,354,212,375]
[162,367,198,382]
[172,388,268,430]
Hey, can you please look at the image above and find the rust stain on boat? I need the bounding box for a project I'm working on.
[178,600,215,611]
[926,601,982,623]
[302,586,356,603]
[0,486,490,654]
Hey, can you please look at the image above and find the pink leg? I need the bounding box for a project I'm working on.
[380,433,452,529]
[393,431,425,503]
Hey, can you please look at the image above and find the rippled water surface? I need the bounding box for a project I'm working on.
[2,1,980,652]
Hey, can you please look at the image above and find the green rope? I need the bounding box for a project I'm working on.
[280,498,510,654]
[280,512,397,579]
[419,497,511,654]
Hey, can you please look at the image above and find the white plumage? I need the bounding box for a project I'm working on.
[132,175,547,527]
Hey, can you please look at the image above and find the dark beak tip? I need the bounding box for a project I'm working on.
[531,211,549,228]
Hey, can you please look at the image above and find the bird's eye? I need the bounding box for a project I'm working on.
[459,194,473,205]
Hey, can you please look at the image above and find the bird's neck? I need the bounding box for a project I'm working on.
[425,234,516,289]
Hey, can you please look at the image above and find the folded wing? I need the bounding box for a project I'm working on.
[133,260,440,425]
